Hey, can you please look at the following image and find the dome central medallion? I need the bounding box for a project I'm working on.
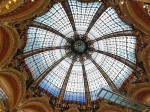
[68,35,92,57]
[64,34,94,61]
[73,40,86,53]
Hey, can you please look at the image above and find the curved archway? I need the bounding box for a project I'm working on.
[127,83,150,104]
[0,69,26,111]
[0,26,20,67]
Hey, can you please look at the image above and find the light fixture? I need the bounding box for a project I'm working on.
[143,5,146,8]
[31,0,34,2]
[121,1,124,5]
[9,1,12,4]
[6,5,9,9]
[13,0,17,2]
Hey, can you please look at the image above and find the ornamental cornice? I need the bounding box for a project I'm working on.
[141,44,150,77]
[0,0,50,22]
[127,83,150,97]
[19,96,53,112]
[0,0,23,16]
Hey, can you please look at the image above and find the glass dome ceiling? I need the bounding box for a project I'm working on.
[23,0,137,103]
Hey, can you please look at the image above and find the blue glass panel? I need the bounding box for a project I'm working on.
[85,59,110,100]
[110,94,118,102]
[104,92,113,100]
[115,96,124,104]
[99,89,107,98]
[64,91,85,102]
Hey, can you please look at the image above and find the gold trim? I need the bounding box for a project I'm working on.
[0,28,3,57]
[0,26,20,68]
[0,0,23,16]
[20,97,53,112]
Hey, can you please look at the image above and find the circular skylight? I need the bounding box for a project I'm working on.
[23,0,137,103]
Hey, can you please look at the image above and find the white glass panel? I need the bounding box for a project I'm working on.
[88,7,132,39]
[69,0,101,34]
[34,3,74,37]
[85,60,110,100]
[94,36,136,63]
[24,27,67,52]
[95,54,133,88]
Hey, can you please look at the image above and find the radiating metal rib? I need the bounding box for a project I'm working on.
[80,58,91,107]
[91,30,136,43]
[18,46,70,60]
[85,2,107,34]
[88,56,119,93]
[29,21,70,42]
[61,0,77,35]
[57,57,75,104]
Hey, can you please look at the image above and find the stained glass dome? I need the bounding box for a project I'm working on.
[23,0,137,103]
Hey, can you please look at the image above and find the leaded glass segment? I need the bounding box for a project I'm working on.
[93,53,133,88]
[39,59,70,97]
[25,49,66,80]
[64,61,85,102]
[68,0,101,34]
[88,7,132,39]
[24,27,67,52]
[34,3,74,37]
[93,36,136,63]
[85,60,111,100]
